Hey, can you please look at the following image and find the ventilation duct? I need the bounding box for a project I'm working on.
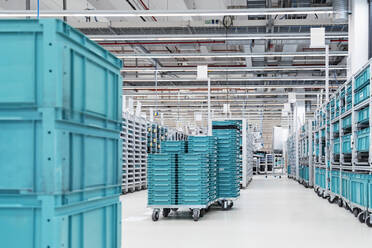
[333,0,348,22]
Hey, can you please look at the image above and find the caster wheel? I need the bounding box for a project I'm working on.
[366,216,372,228]
[192,209,200,221]
[321,193,328,199]
[222,200,228,210]
[337,199,343,208]
[358,212,366,223]
[152,210,160,222]
[353,208,361,218]
[328,197,335,204]
[228,201,234,209]
[163,208,171,218]
[217,201,223,207]
[200,209,205,218]
[344,203,351,212]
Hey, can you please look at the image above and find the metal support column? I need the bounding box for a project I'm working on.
[207,78,212,136]
[325,45,330,102]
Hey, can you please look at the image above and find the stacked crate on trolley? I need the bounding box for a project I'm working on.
[0,19,123,247]
[178,154,210,206]
[147,154,177,206]
[188,136,218,202]
[213,121,240,208]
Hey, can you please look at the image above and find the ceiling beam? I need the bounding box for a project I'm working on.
[117,51,347,59]
[0,7,334,18]
[91,32,348,41]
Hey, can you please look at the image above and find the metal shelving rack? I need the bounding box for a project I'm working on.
[309,59,372,228]
[265,153,273,176]
[298,120,314,187]
[147,122,168,154]
[286,134,297,179]
[121,112,148,193]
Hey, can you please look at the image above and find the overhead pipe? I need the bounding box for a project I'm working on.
[137,0,157,22]
[99,40,225,46]
[0,7,334,18]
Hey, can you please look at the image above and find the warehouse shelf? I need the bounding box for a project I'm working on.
[122,112,148,193]
[289,59,372,228]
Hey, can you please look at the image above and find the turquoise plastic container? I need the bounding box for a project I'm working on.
[0,194,122,248]
[355,84,370,105]
[0,19,123,248]
[342,134,352,154]
[356,128,370,152]
[342,115,352,129]
[334,137,340,155]
[333,122,339,133]
[341,172,351,200]
[355,66,370,90]
[331,170,340,195]
[358,106,370,123]
[0,19,123,195]
[350,174,369,207]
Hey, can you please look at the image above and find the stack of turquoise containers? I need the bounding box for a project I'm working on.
[147,154,177,205]
[213,121,240,199]
[0,19,122,247]
[188,136,218,202]
[161,140,187,153]
[178,154,210,205]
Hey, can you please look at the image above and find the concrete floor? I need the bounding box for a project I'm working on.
[121,176,372,248]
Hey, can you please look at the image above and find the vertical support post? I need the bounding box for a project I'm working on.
[325,45,330,102]
[207,78,212,136]
[63,0,67,22]
[242,118,247,187]
[37,0,40,19]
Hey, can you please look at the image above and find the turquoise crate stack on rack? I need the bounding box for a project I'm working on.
[188,136,218,203]
[178,154,210,206]
[147,154,177,206]
[0,19,123,247]
[212,121,240,207]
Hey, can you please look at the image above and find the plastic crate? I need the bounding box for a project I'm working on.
[358,106,369,123]
[342,115,352,129]
[350,173,369,207]
[355,66,370,90]
[342,134,352,154]
[341,172,351,200]
[333,122,339,133]
[356,127,370,152]
[160,141,187,153]
[354,84,370,105]
[0,19,122,196]
[333,137,340,155]
[0,194,121,248]
[330,170,340,195]
[321,129,325,138]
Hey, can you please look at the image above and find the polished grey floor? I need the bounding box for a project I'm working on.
[121,176,372,248]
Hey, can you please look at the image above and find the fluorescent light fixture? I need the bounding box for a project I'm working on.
[0,7,333,18]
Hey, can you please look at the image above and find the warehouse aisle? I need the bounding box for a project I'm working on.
[121,176,372,248]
